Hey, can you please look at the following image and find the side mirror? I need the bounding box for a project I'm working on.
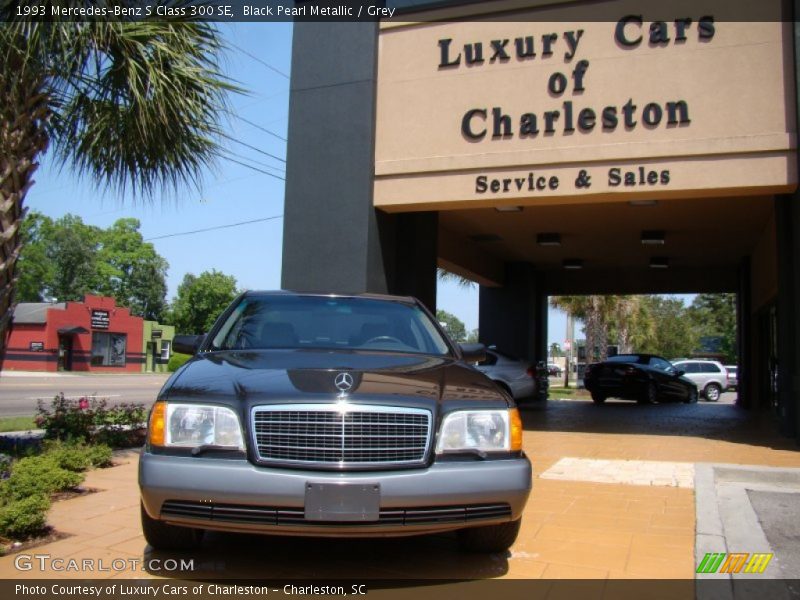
[459,343,486,363]
[675,369,685,377]
[173,334,205,355]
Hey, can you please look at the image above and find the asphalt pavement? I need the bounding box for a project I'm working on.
[0,371,170,416]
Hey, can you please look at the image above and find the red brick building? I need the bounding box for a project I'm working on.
[6,295,144,372]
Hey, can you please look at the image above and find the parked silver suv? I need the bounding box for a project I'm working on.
[671,360,729,402]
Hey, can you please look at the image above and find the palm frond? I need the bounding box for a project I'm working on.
[2,11,240,200]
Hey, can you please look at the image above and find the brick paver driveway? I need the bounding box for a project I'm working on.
[1,398,798,580]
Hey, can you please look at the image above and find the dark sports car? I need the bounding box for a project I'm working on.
[583,354,698,404]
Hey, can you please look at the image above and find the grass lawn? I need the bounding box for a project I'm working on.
[0,416,37,432]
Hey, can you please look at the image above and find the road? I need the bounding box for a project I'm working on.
[0,372,170,417]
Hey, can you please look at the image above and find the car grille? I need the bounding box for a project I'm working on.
[251,404,432,467]
[160,500,511,526]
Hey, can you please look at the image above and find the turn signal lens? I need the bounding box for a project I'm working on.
[510,408,523,452]
[148,401,167,446]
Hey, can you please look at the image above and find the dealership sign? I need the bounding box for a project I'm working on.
[447,16,712,141]
[373,5,794,210]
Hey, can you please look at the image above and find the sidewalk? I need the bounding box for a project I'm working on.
[0,371,80,378]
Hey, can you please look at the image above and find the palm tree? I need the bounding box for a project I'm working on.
[437,268,476,289]
[0,15,236,367]
[550,295,619,362]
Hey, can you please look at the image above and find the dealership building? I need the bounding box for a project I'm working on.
[280,0,800,442]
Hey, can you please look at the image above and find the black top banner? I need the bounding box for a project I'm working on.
[0,0,789,23]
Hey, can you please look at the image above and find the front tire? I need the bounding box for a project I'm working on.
[141,502,203,551]
[591,391,606,404]
[458,519,521,553]
[684,387,699,404]
[704,383,721,402]
[640,382,658,404]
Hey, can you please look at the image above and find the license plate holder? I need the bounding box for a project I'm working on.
[304,483,380,522]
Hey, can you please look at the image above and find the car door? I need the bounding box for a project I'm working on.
[650,357,684,399]
[675,361,700,388]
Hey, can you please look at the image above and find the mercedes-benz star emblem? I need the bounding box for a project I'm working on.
[334,372,354,392]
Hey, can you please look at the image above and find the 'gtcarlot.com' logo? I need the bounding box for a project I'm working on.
[15,554,195,572]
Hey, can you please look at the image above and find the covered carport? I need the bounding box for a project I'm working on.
[280,0,800,443]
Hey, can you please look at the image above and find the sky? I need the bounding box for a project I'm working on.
[24,21,690,350]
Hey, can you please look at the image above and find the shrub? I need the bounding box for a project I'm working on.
[36,393,99,442]
[36,394,147,448]
[167,352,192,372]
[84,444,114,468]
[2,455,85,501]
[0,454,12,479]
[0,494,50,538]
[42,440,114,471]
[93,403,147,448]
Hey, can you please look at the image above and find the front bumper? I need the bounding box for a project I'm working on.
[139,453,532,537]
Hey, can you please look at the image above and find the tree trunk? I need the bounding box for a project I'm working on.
[0,44,50,370]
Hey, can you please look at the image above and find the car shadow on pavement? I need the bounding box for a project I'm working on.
[143,530,509,580]
[516,397,797,451]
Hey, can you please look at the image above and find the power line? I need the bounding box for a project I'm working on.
[221,154,286,181]
[223,149,285,173]
[145,215,283,241]
[237,115,287,142]
[232,43,289,79]
[223,134,286,163]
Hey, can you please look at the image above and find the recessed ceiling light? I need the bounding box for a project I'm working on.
[563,259,583,270]
[629,199,658,207]
[650,257,670,269]
[641,230,666,245]
[537,233,562,246]
[495,206,523,213]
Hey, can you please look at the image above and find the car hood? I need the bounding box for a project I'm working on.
[161,349,509,413]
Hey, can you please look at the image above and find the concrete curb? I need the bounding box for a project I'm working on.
[695,463,800,600]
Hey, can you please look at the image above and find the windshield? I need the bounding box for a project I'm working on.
[209,295,452,356]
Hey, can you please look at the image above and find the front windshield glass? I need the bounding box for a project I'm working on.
[210,295,452,356]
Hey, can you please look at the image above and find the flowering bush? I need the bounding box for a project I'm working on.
[36,394,147,447]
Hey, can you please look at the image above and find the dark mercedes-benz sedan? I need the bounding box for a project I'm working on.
[139,292,531,553]
[583,354,698,405]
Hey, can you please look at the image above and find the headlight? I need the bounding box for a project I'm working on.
[436,408,523,453]
[148,402,244,450]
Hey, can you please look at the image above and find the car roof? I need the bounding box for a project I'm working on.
[242,290,418,305]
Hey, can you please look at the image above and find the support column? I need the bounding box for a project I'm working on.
[736,258,751,409]
[478,263,545,363]
[281,22,386,296]
[378,212,438,312]
[775,195,800,442]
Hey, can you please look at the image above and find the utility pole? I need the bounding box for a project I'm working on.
[564,314,573,388]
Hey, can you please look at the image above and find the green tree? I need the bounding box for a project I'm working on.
[688,293,737,362]
[1,13,235,367]
[171,271,238,335]
[634,296,699,360]
[16,213,169,319]
[16,211,54,302]
[549,343,563,358]
[44,214,100,302]
[95,219,168,321]
[436,309,468,343]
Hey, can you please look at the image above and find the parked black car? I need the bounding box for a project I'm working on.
[139,292,531,554]
[583,354,698,405]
